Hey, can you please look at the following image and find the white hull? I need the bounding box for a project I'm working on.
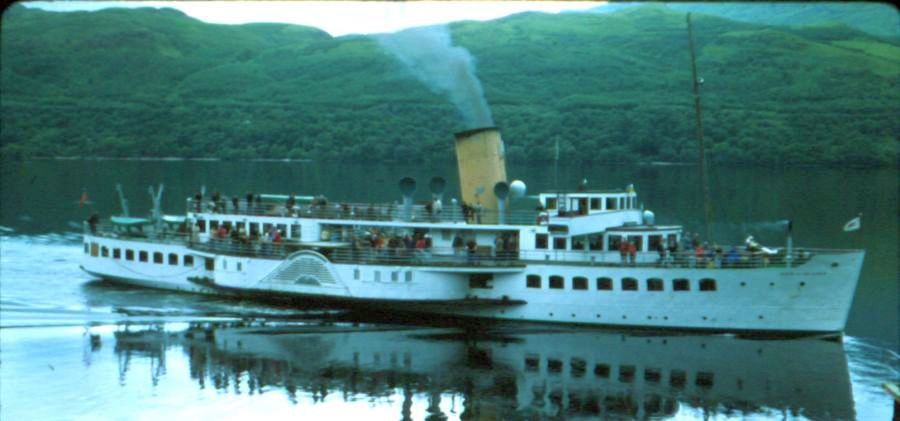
[81,234,864,334]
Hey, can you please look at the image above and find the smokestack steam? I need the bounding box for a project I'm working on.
[375,26,493,128]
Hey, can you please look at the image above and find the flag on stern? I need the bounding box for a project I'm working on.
[843,214,861,232]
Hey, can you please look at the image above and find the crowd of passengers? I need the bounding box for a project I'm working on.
[343,230,519,263]
[623,232,800,268]
[191,192,453,222]
[191,192,509,225]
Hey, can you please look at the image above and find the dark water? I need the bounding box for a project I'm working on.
[1,159,897,419]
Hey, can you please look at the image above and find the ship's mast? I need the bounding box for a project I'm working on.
[687,13,713,241]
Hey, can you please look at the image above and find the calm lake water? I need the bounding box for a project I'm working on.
[1,159,897,420]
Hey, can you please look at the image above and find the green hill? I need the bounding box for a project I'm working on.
[1,4,898,166]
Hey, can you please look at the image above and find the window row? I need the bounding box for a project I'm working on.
[526,275,717,292]
[534,233,679,252]
[524,355,714,388]
[87,242,197,268]
[353,267,414,283]
[544,195,637,212]
[196,219,301,239]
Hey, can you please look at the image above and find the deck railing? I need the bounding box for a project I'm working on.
[185,198,614,226]
[85,221,819,269]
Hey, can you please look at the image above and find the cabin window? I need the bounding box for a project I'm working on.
[205,258,214,271]
[588,234,603,251]
[100,246,108,257]
[545,197,557,210]
[619,365,636,383]
[535,234,548,249]
[249,223,259,236]
[553,237,567,250]
[627,235,643,252]
[667,234,678,248]
[526,275,541,289]
[571,236,586,251]
[647,278,664,291]
[222,221,232,231]
[673,278,690,291]
[168,253,178,266]
[263,223,273,235]
[391,271,399,282]
[670,370,687,388]
[525,355,540,372]
[606,197,617,210]
[596,277,613,290]
[645,368,662,383]
[84,243,89,254]
[222,260,227,270]
[197,219,206,233]
[696,372,715,388]
[209,220,219,231]
[549,276,564,289]
[375,271,381,282]
[354,268,360,280]
[153,252,163,264]
[618,197,625,210]
[237,262,242,271]
[571,358,587,378]
[405,271,413,282]
[470,273,493,289]
[113,248,121,259]
[125,250,134,261]
[700,278,717,291]
[547,359,562,374]
[139,251,148,262]
[290,224,301,239]
[184,255,194,267]
[622,277,638,291]
[573,276,588,290]
[648,235,663,252]
[590,198,601,210]
[594,363,610,378]
[277,224,287,237]
[608,235,622,251]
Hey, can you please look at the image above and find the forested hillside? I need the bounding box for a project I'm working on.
[2,4,897,166]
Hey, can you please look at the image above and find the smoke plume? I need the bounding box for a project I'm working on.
[375,25,494,128]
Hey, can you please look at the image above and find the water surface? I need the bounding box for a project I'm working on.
[1,159,897,419]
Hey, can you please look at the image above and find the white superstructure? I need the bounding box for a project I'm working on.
[81,180,864,335]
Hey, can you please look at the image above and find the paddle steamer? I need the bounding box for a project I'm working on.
[81,128,864,335]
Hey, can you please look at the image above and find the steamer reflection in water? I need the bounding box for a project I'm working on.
[110,322,854,419]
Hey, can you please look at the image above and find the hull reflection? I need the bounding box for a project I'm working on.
[112,323,854,419]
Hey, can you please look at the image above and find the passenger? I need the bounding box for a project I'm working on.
[507,235,519,260]
[87,213,99,234]
[212,192,222,213]
[193,192,202,212]
[466,240,477,263]
[694,243,706,267]
[216,224,228,240]
[494,234,506,260]
[725,246,740,268]
[627,241,637,265]
[231,196,239,214]
[433,199,442,219]
[619,240,629,264]
[244,192,254,215]
[452,233,464,257]
[286,195,296,214]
